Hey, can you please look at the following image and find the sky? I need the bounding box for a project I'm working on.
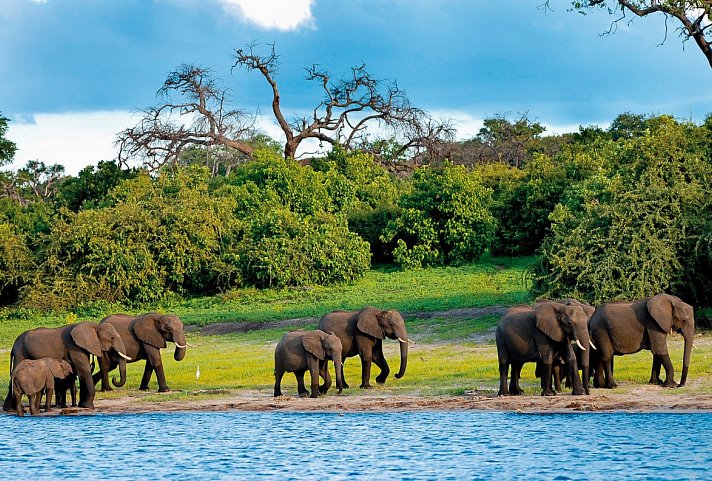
[1,0,711,174]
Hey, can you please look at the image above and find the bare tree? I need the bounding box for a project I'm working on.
[116,65,256,172]
[233,44,454,162]
[568,1,712,68]
[1,160,65,205]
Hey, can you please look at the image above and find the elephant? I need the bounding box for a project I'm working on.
[11,358,74,416]
[94,313,190,393]
[496,301,592,396]
[54,372,77,408]
[534,298,597,392]
[274,329,344,398]
[3,322,131,411]
[317,307,413,389]
[589,293,694,389]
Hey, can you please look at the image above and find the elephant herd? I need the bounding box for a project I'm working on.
[1,293,695,415]
[496,293,695,397]
[3,312,190,416]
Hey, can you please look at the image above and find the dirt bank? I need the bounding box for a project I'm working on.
[39,386,712,416]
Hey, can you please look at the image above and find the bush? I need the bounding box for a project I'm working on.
[382,163,497,268]
[534,117,712,304]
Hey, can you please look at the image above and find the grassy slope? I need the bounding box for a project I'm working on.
[2,255,711,404]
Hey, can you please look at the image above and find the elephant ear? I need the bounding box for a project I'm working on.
[648,294,673,333]
[49,359,69,378]
[302,332,325,360]
[356,309,385,339]
[132,314,167,349]
[534,303,565,342]
[70,323,103,357]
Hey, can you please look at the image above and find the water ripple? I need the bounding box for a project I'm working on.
[0,411,709,480]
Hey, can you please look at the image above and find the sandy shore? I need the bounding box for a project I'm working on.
[28,386,707,415]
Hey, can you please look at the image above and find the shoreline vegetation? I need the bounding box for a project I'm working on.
[2,259,711,415]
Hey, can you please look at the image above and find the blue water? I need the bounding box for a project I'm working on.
[0,411,709,480]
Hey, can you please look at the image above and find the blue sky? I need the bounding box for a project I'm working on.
[1,0,711,174]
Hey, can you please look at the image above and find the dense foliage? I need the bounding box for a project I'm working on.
[1,112,711,311]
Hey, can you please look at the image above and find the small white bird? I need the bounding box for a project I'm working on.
[195,365,201,380]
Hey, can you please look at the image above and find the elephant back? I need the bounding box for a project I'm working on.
[317,310,358,357]
[17,326,73,362]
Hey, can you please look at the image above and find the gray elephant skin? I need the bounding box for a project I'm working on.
[94,313,189,393]
[496,301,592,396]
[318,307,411,389]
[274,329,344,398]
[3,322,130,410]
[11,358,73,416]
[589,293,694,389]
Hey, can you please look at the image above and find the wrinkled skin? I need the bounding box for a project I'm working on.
[3,322,129,410]
[274,330,344,398]
[496,302,592,397]
[12,358,73,416]
[589,293,694,389]
[94,313,188,393]
[534,298,597,392]
[318,307,411,389]
[54,372,77,408]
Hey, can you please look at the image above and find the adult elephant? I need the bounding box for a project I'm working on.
[589,293,694,389]
[3,322,130,410]
[496,301,592,396]
[94,313,190,392]
[317,307,413,389]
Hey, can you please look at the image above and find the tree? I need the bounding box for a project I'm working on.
[233,44,454,162]
[0,113,17,166]
[1,160,65,205]
[571,1,712,68]
[117,65,257,172]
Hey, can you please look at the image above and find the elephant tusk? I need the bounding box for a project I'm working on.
[174,342,187,348]
[575,339,586,351]
[117,352,132,361]
[589,339,597,350]
[398,337,407,343]
[186,342,195,348]
[398,337,416,344]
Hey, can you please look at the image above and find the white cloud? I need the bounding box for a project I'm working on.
[218,0,315,31]
[7,111,139,175]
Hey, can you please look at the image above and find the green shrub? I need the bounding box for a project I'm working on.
[534,116,712,304]
[382,163,497,268]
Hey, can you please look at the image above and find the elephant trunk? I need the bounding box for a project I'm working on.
[334,354,344,394]
[173,330,187,362]
[679,322,694,387]
[395,329,409,379]
[112,357,127,388]
[573,321,591,394]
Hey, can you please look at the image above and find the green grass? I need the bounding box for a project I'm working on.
[3,256,711,406]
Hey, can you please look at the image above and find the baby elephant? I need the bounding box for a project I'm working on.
[12,358,74,416]
[274,330,344,398]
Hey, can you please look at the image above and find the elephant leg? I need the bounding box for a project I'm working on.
[139,362,154,391]
[14,391,24,416]
[602,356,617,389]
[77,369,96,409]
[373,342,390,385]
[539,362,556,396]
[658,353,677,388]
[70,378,77,407]
[359,345,374,389]
[96,356,116,392]
[553,363,563,392]
[29,394,39,415]
[274,368,285,397]
[498,360,510,396]
[145,346,170,392]
[340,360,350,389]
[308,359,320,399]
[649,355,663,385]
[295,370,309,397]
[319,362,332,395]
[3,381,16,412]
[509,362,524,395]
[45,388,53,412]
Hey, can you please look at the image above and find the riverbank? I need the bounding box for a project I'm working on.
[47,386,712,415]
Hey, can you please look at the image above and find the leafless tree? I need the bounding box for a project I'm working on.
[116,65,256,172]
[567,1,712,68]
[0,160,65,205]
[233,43,454,162]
